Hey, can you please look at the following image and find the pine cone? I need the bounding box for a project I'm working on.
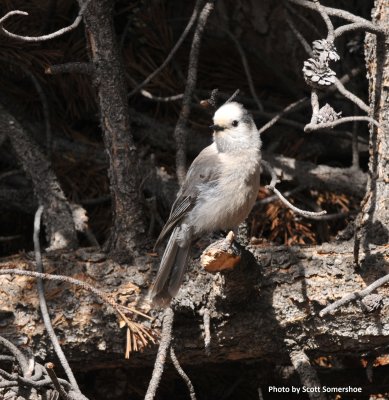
[303,58,336,88]
[312,39,340,63]
[316,103,342,123]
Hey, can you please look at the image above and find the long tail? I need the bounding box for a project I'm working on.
[151,227,191,307]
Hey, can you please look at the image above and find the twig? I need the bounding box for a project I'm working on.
[0,336,29,376]
[334,22,384,37]
[288,345,325,400]
[304,116,379,132]
[312,0,334,42]
[145,307,174,400]
[0,268,151,320]
[310,89,320,124]
[45,62,94,75]
[266,186,326,218]
[261,160,326,218]
[261,160,279,188]
[257,98,307,135]
[0,364,73,390]
[224,30,263,111]
[174,0,214,185]
[0,1,90,42]
[202,308,211,355]
[33,206,81,393]
[334,78,370,113]
[126,72,183,102]
[285,9,313,56]
[304,211,348,221]
[45,363,72,400]
[320,273,389,317]
[351,105,360,169]
[287,0,385,34]
[0,169,23,181]
[128,0,204,97]
[0,57,52,155]
[170,347,197,400]
[257,186,304,206]
[224,89,240,105]
[285,2,321,37]
[139,90,184,102]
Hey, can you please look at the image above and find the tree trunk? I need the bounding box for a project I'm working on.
[358,0,389,246]
[81,0,148,261]
[0,104,77,250]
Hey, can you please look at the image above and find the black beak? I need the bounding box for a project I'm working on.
[209,124,224,132]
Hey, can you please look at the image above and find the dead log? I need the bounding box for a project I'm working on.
[0,242,388,369]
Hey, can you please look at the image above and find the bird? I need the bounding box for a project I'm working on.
[150,101,262,306]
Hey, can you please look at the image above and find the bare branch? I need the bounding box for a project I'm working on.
[262,160,327,218]
[334,78,370,113]
[257,98,306,135]
[45,363,72,400]
[0,57,53,156]
[351,105,360,169]
[0,268,151,320]
[312,0,334,42]
[266,185,326,218]
[334,22,384,37]
[288,345,325,400]
[257,68,362,135]
[285,9,313,56]
[139,90,184,102]
[128,0,204,97]
[285,2,321,37]
[174,0,214,185]
[45,62,94,75]
[224,30,263,111]
[310,89,320,124]
[0,103,78,249]
[304,116,379,132]
[200,308,211,355]
[320,274,389,317]
[288,0,385,34]
[261,160,279,188]
[33,206,81,393]
[0,336,29,376]
[145,307,174,400]
[170,347,197,400]
[0,1,90,42]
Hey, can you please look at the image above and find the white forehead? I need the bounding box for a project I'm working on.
[213,102,243,125]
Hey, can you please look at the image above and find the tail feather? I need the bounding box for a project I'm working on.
[151,227,179,297]
[151,228,191,307]
[168,243,191,298]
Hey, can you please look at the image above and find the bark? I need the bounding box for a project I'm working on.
[0,242,389,368]
[81,0,147,260]
[0,104,77,250]
[359,1,389,246]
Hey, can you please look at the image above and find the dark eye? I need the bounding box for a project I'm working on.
[232,120,239,127]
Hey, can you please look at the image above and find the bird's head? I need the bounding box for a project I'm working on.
[210,102,260,152]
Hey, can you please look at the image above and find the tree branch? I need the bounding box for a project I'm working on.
[145,308,174,400]
[288,0,385,34]
[0,1,90,42]
[128,0,204,98]
[0,104,77,250]
[33,206,80,392]
[174,0,214,185]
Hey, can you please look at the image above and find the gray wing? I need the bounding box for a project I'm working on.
[154,144,221,249]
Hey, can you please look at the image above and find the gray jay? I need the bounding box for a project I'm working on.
[151,101,262,306]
